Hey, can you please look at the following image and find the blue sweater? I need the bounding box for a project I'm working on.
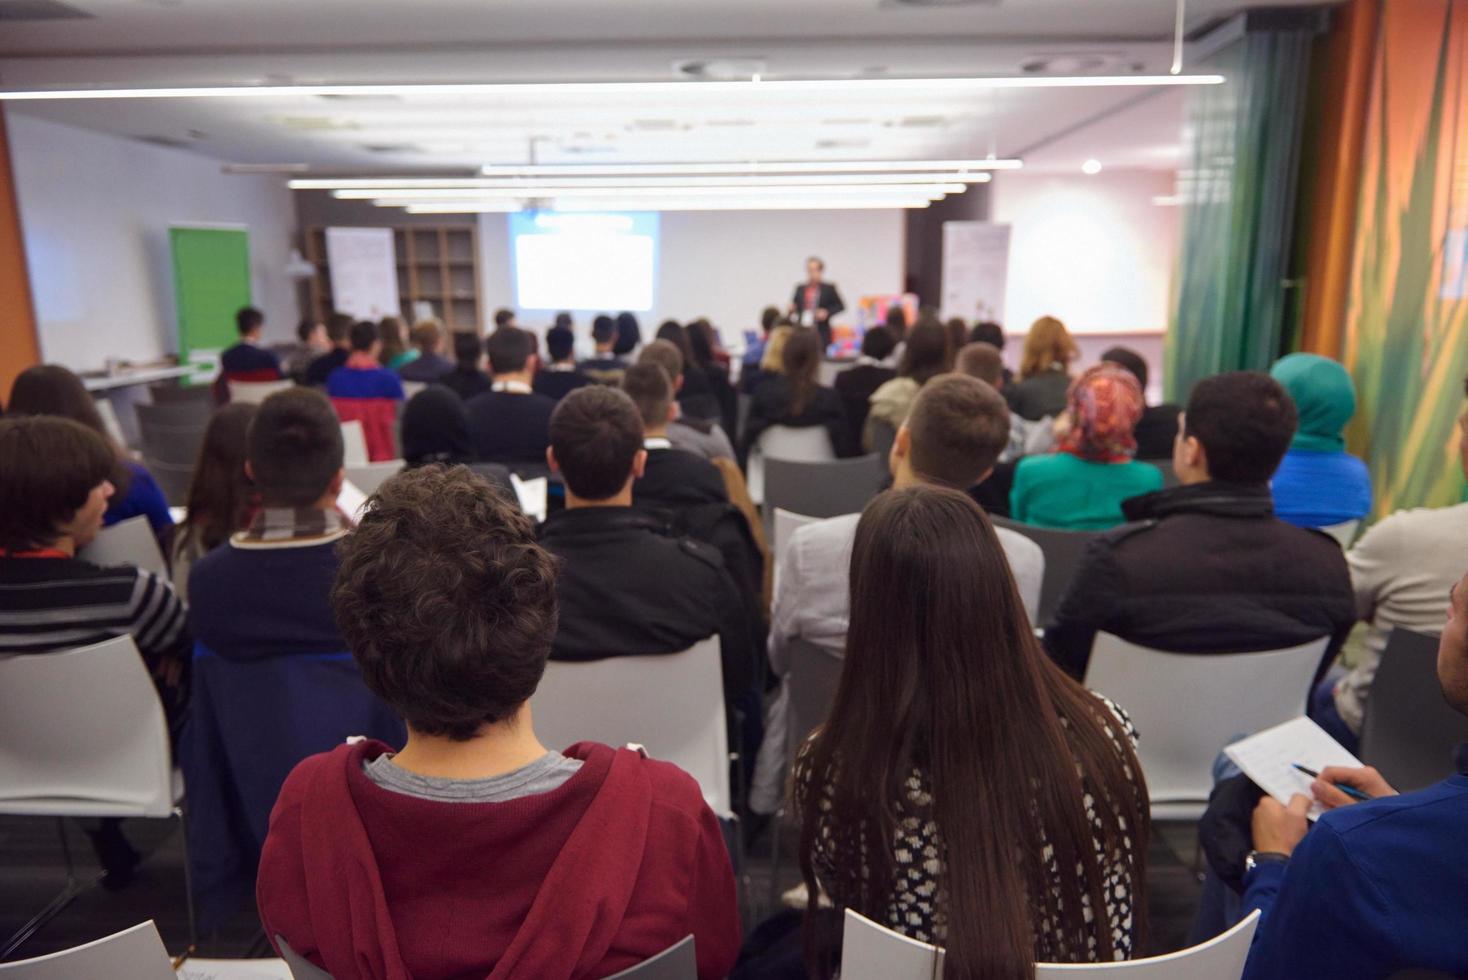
[1242,765,1468,980]
[105,460,174,538]
[326,364,404,400]
[1271,449,1372,529]
[188,539,346,660]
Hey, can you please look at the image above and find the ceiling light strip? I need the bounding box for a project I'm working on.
[402,198,935,213]
[343,182,964,200]
[290,172,993,191]
[475,160,1019,176]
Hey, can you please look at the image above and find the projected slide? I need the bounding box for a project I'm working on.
[510,211,658,311]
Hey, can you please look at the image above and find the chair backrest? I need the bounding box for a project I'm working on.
[137,398,213,432]
[839,907,1261,980]
[533,638,731,815]
[228,379,294,405]
[0,635,173,819]
[765,454,885,522]
[0,921,174,979]
[93,397,128,449]
[869,419,897,460]
[773,508,822,568]
[1320,519,1361,549]
[1360,629,1468,792]
[785,637,843,765]
[748,424,837,504]
[149,382,215,406]
[139,457,194,507]
[989,517,1098,625]
[340,420,370,466]
[1084,632,1329,817]
[467,461,517,501]
[401,380,427,400]
[604,936,697,980]
[78,516,168,577]
[1155,460,1180,488]
[344,460,405,497]
[278,937,333,980]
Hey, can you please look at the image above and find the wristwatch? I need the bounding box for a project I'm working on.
[1244,850,1290,875]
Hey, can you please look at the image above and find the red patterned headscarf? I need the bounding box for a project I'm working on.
[1060,364,1144,463]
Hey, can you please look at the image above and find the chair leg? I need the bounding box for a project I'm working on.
[173,805,199,957]
[1,819,95,960]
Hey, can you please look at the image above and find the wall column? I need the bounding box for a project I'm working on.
[0,106,41,399]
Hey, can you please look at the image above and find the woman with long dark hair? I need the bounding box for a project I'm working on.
[687,319,739,437]
[656,320,718,421]
[863,316,953,451]
[795,486,1149,978]
[741,327,849,463]
[172,403,258,599]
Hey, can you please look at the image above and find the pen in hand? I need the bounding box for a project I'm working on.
[1292,763,1374,802]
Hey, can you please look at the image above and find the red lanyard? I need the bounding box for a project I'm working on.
[0,548,70,559]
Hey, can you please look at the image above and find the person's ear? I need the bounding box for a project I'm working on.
[974,465,994,487]
[546,446,560,475]
[244,460,256,484]
[889,424,911,478]
[665,401,678,424]
[631,448,648,480]
[674,374,685,393]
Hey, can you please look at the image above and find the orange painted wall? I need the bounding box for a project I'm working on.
[0,106,40,401]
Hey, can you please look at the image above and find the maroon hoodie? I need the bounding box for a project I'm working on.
[257,740,740,980]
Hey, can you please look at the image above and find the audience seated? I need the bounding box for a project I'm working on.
[400,385,473,468]
[883,303,908,345]
[377,316,415,370]
[1268,353,1373,529]
[1006,315,1078,421]
[281,317,329,383]
[1102,345,1180,460]
[740,322,792,396]
[397,318,455,383]
[863,317,951,451]
[741,305,782,379]
[440,330,493,400]
[638,340,737,462]
[688,319,740,438]
[1238,579,1468,980]
[217,306,283,399]
[742,327,852,463]
[303,312,354,388]
[832,325,896,448]
[466,326,558,465]
[532,324,592,401]
[1044,371,1355,678]
[624,363,729,511]
[955,340,1054,519]
[748,374,1043,816]
[8,364,174,549]
[968,319,1013,385]
[789,485,1147,976]
[257,465,740,979]
[538,386,759,713]
[613,310,642,357]
[171,403,258,601]
[657,320,720,421]
[1010,364,1162,530]
[579,314,628,385]
[325,320,405,461]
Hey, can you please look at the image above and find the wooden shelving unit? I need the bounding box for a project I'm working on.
[305,224,483,333]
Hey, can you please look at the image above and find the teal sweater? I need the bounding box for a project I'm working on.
[1010,453,1163,531]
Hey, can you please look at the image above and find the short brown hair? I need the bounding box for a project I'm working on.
[0,416,116,552]
[637,338,684,383]
[332,466,558,740]
[621,362,673,429]
[906,373,1010,488]
[248,387,344,506]
[486,326,533,374]
[410,318,443,351]
[549,386,643,501]
[956,342,1005,387]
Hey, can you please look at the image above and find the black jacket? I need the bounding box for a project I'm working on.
[537,507,758,702]
[1135,404,1182,460]
[1043,482,1355,681]
[532,368,592,402]
[740,376,852,464]
[464,390,556,463]
[1006,368,1071,421]
[791,281,845,345]
[833,363,896,451]
[636,447,729,510]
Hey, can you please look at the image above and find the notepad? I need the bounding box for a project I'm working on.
[336,479,369,525]
[1224,716,1365,820]
[510,474,548,523]
[178,959,292,980]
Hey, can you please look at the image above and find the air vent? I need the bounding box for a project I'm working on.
[894,115,949,128]
[316,93,404,103]
[815,138,871,150]
[1020,53,1126,74]
[674,58,768,81]
[0,0,93,21]
[361,143,420,154]
[135,135,194,149]
[630,119,681,131]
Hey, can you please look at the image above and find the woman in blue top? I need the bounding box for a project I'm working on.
[1268,353,1372,530]
[6,365,175,549]
[1010,363,1162,530]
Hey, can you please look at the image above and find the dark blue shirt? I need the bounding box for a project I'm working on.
[220,342,283,378]
[188,539,346,660]
[1242,763,1468,979]
[326,364,405,400]
[105,460,174,539]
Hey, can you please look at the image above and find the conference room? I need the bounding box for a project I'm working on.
[1,0,1466,978]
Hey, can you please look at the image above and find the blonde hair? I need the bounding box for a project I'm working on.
[761,325,794,374]
[1019,316,1078,380]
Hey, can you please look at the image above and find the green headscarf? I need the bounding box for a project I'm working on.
[1269,353,1357,453]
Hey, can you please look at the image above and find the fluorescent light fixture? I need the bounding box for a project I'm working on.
[476,160,1021,176]
[1082,158,1103,175]
[343,183,963,201]
[0,75,1226,102]
[289,172,992,191]
[402,197,934,213]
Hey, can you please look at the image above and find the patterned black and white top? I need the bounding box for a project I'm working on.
[798,696,1142,962]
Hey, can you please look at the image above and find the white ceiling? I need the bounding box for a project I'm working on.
[0,0,1338,179]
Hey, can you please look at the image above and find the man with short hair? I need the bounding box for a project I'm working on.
[622,362,728,509]
[788,256,844,347]
[492,308,517,331]
[637,339,736,462]
[326,321,406,461]
[955,341,1054,464]
[533,324,592,401]
[304,312,355,387]
[579,314,627,385]
[281,318,330,382]
[1043,371,1355,680]
[748,373,1044,814]
[538,386,759,712]
[465,326,558,463]
[833,326,897,447]
[1101,345,1180,460]
[397,318,455,383]
[967,321,1012,386]
[216,306,284,401]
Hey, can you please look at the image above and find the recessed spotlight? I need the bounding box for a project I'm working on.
[1082,159,1103,175]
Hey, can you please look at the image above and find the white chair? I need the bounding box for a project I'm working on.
[839,907,1261,979]
[228,379,293,405]
[1321,519,1360,548]
[340,420,370,467]
[532,637,730,816]
[1083,632,1329,820]
[747,425,836,505]
[604,936,696,980]
[0,920,174,979]
[773,508,822,568]
[77,515,167,577]
[344,460,405,496]
[93,397,129,450]
[0,636,194,957]
[401,381,428,400]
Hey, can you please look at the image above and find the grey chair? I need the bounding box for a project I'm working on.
[1359,629,1468,793]
[869,419,897,460]
[989,517,1099,625]
[141,457,194,507]
[606,936,696,980]
[763,454,886,541]
[279,936,333,980]
[136,403,209,466]
[148,382,214,406]
[467,462,517,502]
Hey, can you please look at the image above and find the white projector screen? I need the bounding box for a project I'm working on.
[510,211,658,312]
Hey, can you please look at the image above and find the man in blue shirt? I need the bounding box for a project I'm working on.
[1242,567,1468,979]
[217,306,283,402]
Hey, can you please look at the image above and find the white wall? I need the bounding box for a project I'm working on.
[991,170,1178,336]
[9,113,297,371]
[478,208,905,348]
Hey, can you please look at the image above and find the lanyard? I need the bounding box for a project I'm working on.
[0,548,70,559]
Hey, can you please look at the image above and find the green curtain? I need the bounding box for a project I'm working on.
[1165,17,1322,401]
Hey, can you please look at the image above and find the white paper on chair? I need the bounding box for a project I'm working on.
[178,959,293,980]
[510,474,548,523]
[1223,716,1365,820]
[336,479,369,526]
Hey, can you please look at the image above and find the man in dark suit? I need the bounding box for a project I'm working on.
[789,256,844,348]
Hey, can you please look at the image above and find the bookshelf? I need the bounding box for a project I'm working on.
[305,224,483,333]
